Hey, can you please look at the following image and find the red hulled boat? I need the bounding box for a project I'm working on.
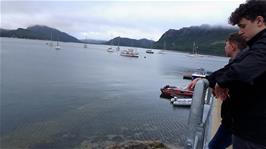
[160,85,193,98]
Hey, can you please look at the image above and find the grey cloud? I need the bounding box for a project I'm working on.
[1,1,245,40]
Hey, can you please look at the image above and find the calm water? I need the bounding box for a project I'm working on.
[0,37,228,149]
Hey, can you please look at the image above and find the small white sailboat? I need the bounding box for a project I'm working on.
[107,38,114,52]
[107,47,114,52]
[49,32,53,47]
[84,43,87,48]
[55,40,61,50]
[146,40,154,54]
[84,35,88,48]
[116,36,120,51]
[188,42,203,57]
[158,41,166,54]
[116,46,120,51]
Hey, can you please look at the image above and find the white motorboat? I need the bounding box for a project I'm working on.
[55,41,61,50]
[171,97,192,106]
[146,49,154,54]
[107,47,114,52]
[120,49,139,58]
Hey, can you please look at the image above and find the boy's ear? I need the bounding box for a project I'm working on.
[256,16,265,27]
[231,43,238,51]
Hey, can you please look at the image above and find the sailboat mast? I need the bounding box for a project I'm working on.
[193,41,196,54]
[49,32,53,46]
[117,36,120,51]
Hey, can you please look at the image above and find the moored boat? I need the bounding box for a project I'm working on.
[183,68,212,80]
[120,49,139,58]
[171,97,192,106]
[146,49,154,54]
[107,47,114,52]
[55,41,61,50]
[160,85,193,98]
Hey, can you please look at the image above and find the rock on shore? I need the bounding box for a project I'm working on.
[105,140,170,149]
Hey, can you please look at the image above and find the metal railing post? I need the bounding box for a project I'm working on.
[186,79,209,149]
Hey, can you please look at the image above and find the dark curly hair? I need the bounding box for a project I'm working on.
[229,0,266,25]
[227,32,247,50]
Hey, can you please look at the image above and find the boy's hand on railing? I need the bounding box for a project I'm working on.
[214,83,229,101]
[185,78,201,91]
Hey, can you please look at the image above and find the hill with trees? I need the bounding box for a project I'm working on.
[153,24,238,56]
[0,25,81,43]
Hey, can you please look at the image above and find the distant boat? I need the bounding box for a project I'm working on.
[193,41,197,55]
[146,49,154,54]
[84,43,87,48]
[84,35,88,48]
[158,41,166,54]
[107,38,114,52]
[160,85,193,99]
[171,97,192,106]
[182,68,212,80]
[120,49,139,58]
[116,36,120,51]
[49,32,53,47]
[158,50,165,54]
[188,42,203,57]
[55,40,61,50]
[107,47,114,52]
[146,40,154,54]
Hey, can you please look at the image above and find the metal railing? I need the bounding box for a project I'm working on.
[186,79,215,149]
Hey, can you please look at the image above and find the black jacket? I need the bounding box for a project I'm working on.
[215,29,266,146]
[206,48,249,129]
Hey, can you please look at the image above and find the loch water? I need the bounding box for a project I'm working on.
[0,37,228,148]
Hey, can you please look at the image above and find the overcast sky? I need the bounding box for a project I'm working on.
[1,0,246,40]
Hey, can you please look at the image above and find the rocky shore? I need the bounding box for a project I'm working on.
[106,140,170,149]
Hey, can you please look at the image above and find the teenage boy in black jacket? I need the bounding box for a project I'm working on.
[208,33,247,149]
[214,0,266,148]
[186,33,247,149]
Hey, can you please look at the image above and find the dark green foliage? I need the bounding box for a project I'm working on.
[105,37,155,49]
[0,25,81,43]
[0,24,239,56]
[153,25,238,56]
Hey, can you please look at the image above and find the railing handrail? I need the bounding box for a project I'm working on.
[186,79,214,149]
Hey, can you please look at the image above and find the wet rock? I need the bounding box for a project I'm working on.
[105,140,169,149]
[111,136,124,142]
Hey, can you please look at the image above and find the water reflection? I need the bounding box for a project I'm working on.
[1,38,227,148]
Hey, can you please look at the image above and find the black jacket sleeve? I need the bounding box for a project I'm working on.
[216,42,266,87]
[206,68,224,88]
